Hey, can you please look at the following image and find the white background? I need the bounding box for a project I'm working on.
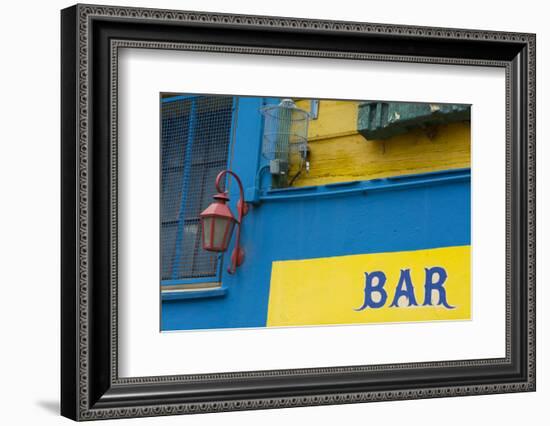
[119,49,505,377]
[0,0,547,425]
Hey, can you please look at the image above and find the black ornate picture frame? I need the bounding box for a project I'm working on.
[61,3,536,421]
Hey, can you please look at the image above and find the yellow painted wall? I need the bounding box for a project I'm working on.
[267,245,471,327]
[292,100,471,187]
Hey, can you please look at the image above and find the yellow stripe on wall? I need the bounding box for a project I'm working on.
[267,245,471,327]
[292,100,470,187]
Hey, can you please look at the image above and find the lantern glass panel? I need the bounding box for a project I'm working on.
[202,216,235,251]
[201,216,213,249]
[213,216,235,251]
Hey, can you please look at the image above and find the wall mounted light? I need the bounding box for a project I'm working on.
[260,99,310,188]
[199,170,248,274]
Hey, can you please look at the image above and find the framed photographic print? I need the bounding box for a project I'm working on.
[61,3,536,421]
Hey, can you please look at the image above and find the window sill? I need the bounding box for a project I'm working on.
[161,286,228,302]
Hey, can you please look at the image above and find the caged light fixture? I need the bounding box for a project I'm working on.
[260,99,310,188]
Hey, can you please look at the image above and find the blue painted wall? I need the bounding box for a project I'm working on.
[161,168,471,330]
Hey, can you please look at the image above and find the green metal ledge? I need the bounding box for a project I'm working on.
[358,102,470,140]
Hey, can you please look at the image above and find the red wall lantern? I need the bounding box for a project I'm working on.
[200,170,248,274]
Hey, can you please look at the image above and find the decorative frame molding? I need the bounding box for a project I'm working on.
[61,3,535,421]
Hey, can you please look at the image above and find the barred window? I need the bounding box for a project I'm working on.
[160,95,234,283]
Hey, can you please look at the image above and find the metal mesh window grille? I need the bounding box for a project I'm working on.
[160,95,234,281]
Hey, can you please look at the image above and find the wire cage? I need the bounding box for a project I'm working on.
[260,99,310,180]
